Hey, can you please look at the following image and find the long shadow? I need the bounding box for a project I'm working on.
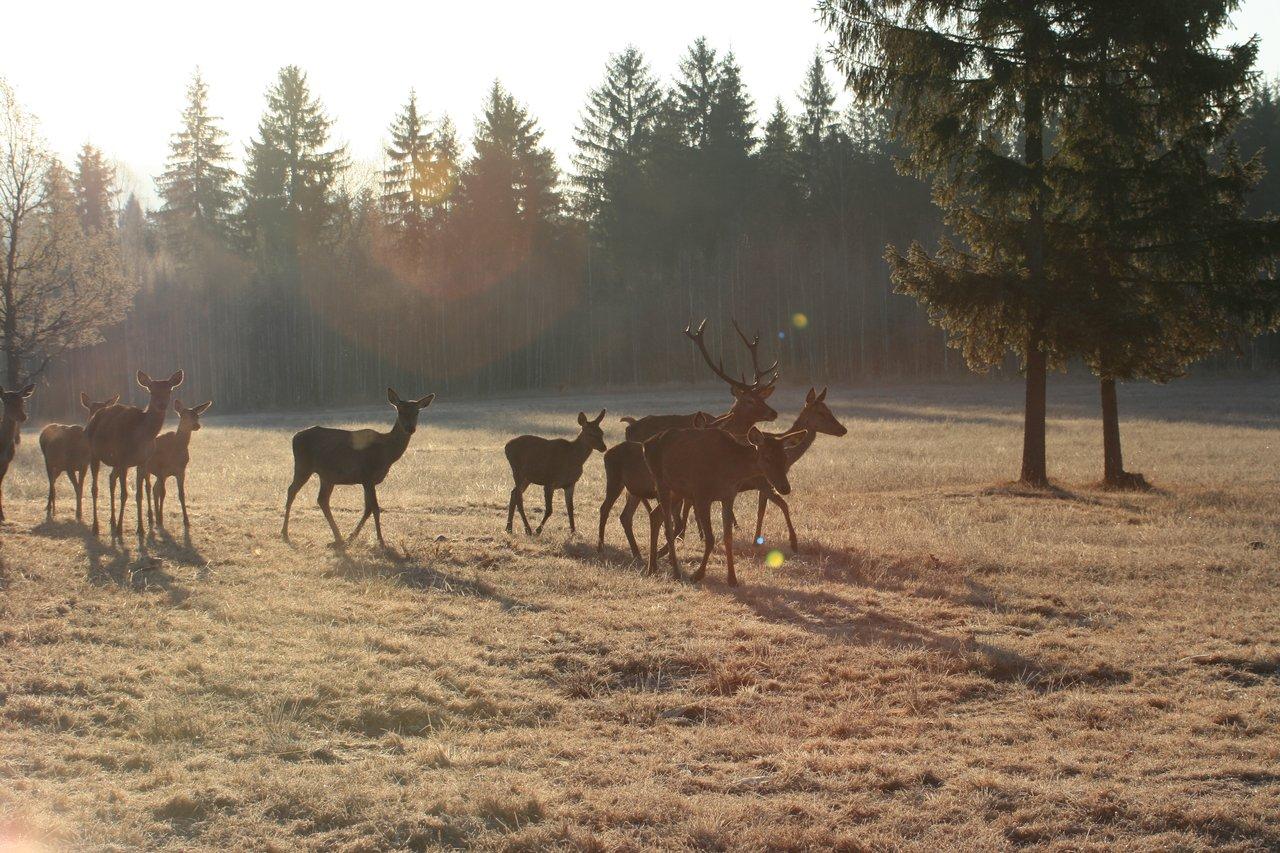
[326,548,537,612]
[149,526,209,569]
[82,533,190,603]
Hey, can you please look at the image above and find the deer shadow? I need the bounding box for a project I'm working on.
[82,535,191,603]
[31,518,95,541]
[148,526,209,569]
[326,547,538,612]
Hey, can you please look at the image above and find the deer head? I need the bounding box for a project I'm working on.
[137,370,184,412]
[174,399,213,432]
[0,384,35,423]
[576,409,607,452]
[684,319,779,424]
[796,387,847,437]
[388,388,435,434]
[746,427,809,496]
[80,392,120,419]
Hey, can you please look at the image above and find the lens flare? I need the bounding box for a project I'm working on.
[792,312,809,329]
[755,535,766,545]
[765,549,785,568]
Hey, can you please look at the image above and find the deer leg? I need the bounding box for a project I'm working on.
[564,484,576,534]
[154,476,167,529]
[282,469,312,542]
[348,484,375,543]
[72,469,85,522]
[316,481,343,548]
[597,478,624,551]
[535,484,554,534]
[691,501,715,583]
[370,488,385,549]
[177,473,190,533]
[107,469,117,537]
[117,469,129,541]
[135,466,147,541]
[145,474,156,529]
[619,493,642,559]
[769,493,798,551]
[659,494,683,581]
[645,503,662,576]
[754,489,770,546]
[45,464,57,520]
[91,460,100,535]
[722,501,738,587]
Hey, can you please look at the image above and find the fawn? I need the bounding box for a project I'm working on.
[0,384,36,523]
[142,399,213,533]
[282,389,434,549]
[505,410,606,535]
[39,392,119,521]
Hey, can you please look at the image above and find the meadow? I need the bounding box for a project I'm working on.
[1,378,1277,851]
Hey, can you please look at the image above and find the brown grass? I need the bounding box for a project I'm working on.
[1,377,1277,851]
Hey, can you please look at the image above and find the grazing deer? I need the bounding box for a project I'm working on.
[88,370,184,541]
[0,384,35,523]
[39,392,119,521]
[281,389,434,549]
[643,425,807,585]
[620,319,779,443]
[505,410,607,535]
[142,399,213,533]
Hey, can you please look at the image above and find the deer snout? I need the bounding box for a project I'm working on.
[832,424,848,437]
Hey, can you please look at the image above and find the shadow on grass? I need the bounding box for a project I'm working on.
[80,533,192,604]
[326,548,538,612]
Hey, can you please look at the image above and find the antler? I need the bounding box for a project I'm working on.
[731,319,779,388]
[684,319,755,392]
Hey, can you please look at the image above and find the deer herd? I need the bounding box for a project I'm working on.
[0,319,847,587]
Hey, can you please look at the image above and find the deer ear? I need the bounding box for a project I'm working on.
[193,400,213,415]
[387,388,401,405]
[594,409,606,424]
[692,412,710,428]
[107,394,120,406]
[173,399,184,413]
[818,386,827,402]
[577,411,588,426]
[416,394,434,409]
[137,371,152,389]
[782,429,809,450]
[746,426,763,447]
[19,384,34,398]
[80,391,92,410]
[806,387,817,404]
[168,370,184,388]
[758,386,775,400]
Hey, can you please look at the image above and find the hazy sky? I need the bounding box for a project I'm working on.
[4,1,1278,203]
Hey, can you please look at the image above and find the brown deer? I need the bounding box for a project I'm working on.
[643,425,807,585]
[88,370,184,541]
[0,384,35,523]
[142,399,212,534]
[619,319,779,443]
[39,392,119,521]
[281,389,434,549]
[505,410,606,535]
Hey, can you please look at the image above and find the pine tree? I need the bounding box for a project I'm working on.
[382,89,436,266]
[796,52,837,205]
[673,37,720,150]
[755,100,801,220]
[156,70,237,254]
[460,81,559,231]
[706,51,757,227]
[73,144,115,234]
[242,65,346,260]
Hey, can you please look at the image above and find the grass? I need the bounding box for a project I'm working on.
[1,376,1277,850]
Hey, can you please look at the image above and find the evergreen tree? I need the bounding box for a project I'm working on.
[156,70,237,254]
[796,52,838,205]
[755,100,802,220]
[242,65,346,261]
[673,37,720,150]
[73,144,115,234]
[382,89,436,265]
[1235,80,1280,217]
[706,51,757,229]
[460,81,559,232]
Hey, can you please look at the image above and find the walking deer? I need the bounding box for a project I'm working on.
[88,370,184,541]
[620,319,778,443]
[142,399,213,534]
[39,392,119,521]
[282,389,434,549]
[505,409,606,535]
[0,384,36,523]
[643,425,807,585]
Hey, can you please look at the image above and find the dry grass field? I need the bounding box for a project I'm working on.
[1,378,1277,851]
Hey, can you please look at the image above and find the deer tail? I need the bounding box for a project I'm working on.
[619,416,637,425]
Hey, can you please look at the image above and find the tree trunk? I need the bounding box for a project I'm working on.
[1019,85,1049,487]
[1020,329,1048,486]
[1101,377,1148,489]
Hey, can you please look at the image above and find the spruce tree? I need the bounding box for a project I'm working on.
[382,89,436,265]
[796,53,838,206]
[156,70,236,255]
[73,144,115,234]
[673,38,720,150]
[460,81,559,231]
[706,51,756,229]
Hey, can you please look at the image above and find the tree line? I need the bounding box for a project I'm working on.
[1,9,1278,486]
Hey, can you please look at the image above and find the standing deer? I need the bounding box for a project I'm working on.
[505,410,606,535]
[39,392,119,521]
[281,389,434,549]
[619,319,779,442]
[0,384,36,523]
[88,370,184,541]
[643,425,807,585]
[142,399,213,534]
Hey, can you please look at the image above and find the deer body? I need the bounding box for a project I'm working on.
[39,393,118,521]
[143,400,212,533]
[505,410,606,535]
[88,371,184,541]
[281,389,434,548]
[0,385,35,523]
[643,426,804,585]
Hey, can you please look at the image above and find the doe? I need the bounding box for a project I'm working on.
[0,384,36,523]
[143,399,213,534]
[505,410,606,535]
[39,392,119,521]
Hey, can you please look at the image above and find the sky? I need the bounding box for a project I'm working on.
[4,0,1279,204]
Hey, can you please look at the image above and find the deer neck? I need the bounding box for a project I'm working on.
[0,412,18,446]
[783,414,819,464]
[383,419,414,462]
[571,432,597,463]
[174,421,196,449]
[141,397,169,437]
[718,403,759,438]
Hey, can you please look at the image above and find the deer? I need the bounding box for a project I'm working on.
[88,370,184,541]
[39,392,119,521]
[643,425,807,585]
[619,319,779,443]
[505,409,607,535]
[0,384,36,523]
[281,389,434,549]
[142,399,213,534]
